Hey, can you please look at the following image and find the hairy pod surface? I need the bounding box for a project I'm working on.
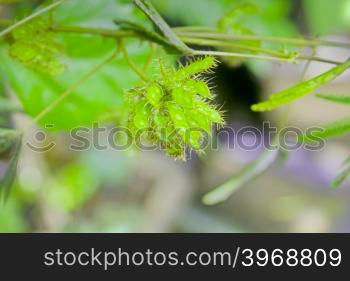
[124,56,224,160]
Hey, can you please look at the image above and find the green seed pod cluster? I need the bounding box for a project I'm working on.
[9,17,65,76]
[125,56,224,160]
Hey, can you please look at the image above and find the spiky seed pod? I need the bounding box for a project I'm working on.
[171,88,193,108]
[167,103,188,129]
[146,83,163,108]
[124,55,224,160]
[133,101,151,129]
[188,111,211,133]
[173,56,218,81]
[184,79,212,99]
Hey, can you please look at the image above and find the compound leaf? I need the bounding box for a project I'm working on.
[300,118,350,143]
[251,58,350,112]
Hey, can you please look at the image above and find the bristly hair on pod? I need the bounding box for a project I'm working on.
[155,58,175,81]
[123,55,224,160]
[173,56,219,81]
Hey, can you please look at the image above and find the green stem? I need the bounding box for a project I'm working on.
[183,37,342,65]
[175,31,350,49]
[2,13,345,65]
[50,25,343,65]
[120,40,149,82]
[0,0,65,38]
[134,0,192,54]
[193,50,294,63]
[173,26,217,32]
[143,43,157,73]
[181,36,290,57]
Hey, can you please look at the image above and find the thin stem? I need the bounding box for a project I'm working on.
[173,26,217,32]
[277,53,315,134]
[26,46,120,129]
[50,25,344,65]
[175,31,350,49]
[120,40,148,82]
[185,37,342,65]
[158,59,166,79]
[1,11,344,66]
[298,55,341,65]
[2,14,350,50]
[0,0,65,38]
[300,48,316,80]
[143,43,157,73]
[193,50,294,63]
[181,36,289,58]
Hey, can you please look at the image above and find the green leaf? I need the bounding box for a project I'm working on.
[0,131,22,200]
[251,58,350,112]
[0,46,127,129]
[0,0,169,130]
[300,118,350,143]
[316,92,350,105]
[332,157,350,189]
[202,146,280,205]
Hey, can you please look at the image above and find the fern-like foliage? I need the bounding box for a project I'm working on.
[251,58,350,112]
[299,118,350,143]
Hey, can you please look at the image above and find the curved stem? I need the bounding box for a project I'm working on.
[143,43,157,73]
[120,40,149,82]
[181,36,291,57]
[175,31,350,49]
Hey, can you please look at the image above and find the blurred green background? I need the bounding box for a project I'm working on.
[0,0,350,232]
